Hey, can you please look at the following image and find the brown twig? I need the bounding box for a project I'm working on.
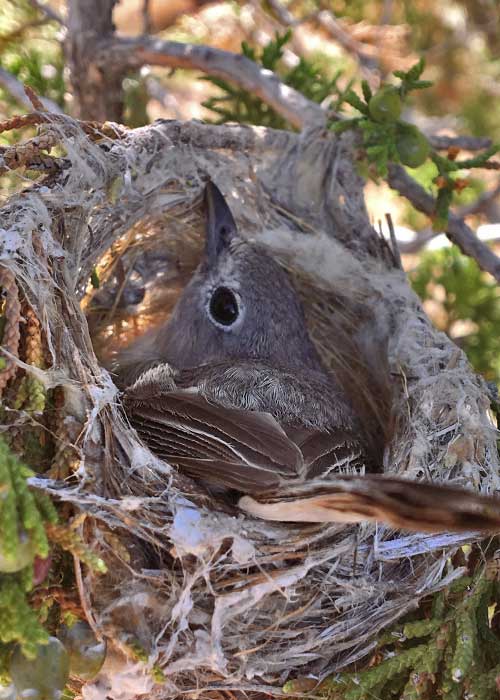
[27,0,65,25]
[385,212,403,268]
[24,85,46,112]
[0,68,63,114]
[93,36,326,130]
[387,163,500,281]
[0,110,128,140]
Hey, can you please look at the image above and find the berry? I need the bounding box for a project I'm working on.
[58,621,106,680]
[368,86,402,123]
[0,532,35,573]
[9,637,69,700]
[395,124,430,167]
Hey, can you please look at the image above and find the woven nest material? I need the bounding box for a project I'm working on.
[1,116,499,699]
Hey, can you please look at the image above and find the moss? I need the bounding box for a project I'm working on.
[285,566,500,700]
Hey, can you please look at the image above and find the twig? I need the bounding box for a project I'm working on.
[263,0,378,72]
[387,163,500,282]
[24,85,46,111]
[265,0,297,25]
[27,0,65,25]
[0,68,63,114]
[397,182,500,254]
[385,212,402,268]
[0,110,127,139]
[94,36,326,130]
[142,0,152,34]
[315,10,378,71]
[458,181,500,218]
[428,134,493,152]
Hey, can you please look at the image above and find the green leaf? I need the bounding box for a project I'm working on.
[361,80,372,103]
[344,89,369,115]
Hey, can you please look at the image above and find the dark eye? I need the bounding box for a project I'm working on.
[209,286,239,326]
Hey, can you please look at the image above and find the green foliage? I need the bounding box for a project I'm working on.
[0,437,58,667]
[203,30,350,130]
[331,58,432,175]
[284,566,500,700]
[0,437,56,567]
[0,48,65,110]
[0,0,65,153]
[410,247,500,383]
[123,74,149,128]
[330,58,499,231]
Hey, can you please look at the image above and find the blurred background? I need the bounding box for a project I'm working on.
[1,0,499,385]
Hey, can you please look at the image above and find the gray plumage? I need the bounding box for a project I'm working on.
[122,181,500,533]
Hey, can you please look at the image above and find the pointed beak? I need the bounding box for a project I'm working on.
[204,181,237,263]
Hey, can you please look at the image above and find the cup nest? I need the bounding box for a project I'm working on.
[1,116,498,698]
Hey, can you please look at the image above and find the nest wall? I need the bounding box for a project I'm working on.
[0,117,498,698]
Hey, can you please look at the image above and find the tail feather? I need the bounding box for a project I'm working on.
[239,475,500,533]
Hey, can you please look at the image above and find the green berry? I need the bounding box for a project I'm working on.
[368,86,402,123]
[9,637,69,700]
[58,621,106,680]
[396,124,430,167]
[0,532,35,573]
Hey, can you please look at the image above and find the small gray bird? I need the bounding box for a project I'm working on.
[122,182,500,533]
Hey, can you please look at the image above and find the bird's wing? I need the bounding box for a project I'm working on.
[124,383,304,491]
[239,475,500,533]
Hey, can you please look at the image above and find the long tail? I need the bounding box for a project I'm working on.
[239,474,500,533]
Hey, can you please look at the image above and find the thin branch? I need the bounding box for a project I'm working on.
[263,0,378,72]
[0,68,63,114]
[385,212,402,268]
[142,0,152,34]
[428,134,493,152]
[315,10,378,71]
[458,181,500,218]
[94,36,326,130]
[27,0,65,25]
[387,163,500,282]
[398,182,500,254]
[265,0,297,25]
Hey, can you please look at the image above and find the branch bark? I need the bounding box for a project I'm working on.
[428,134,493,152]
[93,35,326,130]
[66,0,125,121]
[61,8,500,281]
[388,163,500,281]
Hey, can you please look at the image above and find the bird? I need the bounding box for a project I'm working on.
[121,181,500,534]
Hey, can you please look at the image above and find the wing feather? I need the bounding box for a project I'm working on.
[124,381,303,489]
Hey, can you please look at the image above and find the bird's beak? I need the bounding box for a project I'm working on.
[204,181,237,264]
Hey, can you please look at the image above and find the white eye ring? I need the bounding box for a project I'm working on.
[205,286,244,331]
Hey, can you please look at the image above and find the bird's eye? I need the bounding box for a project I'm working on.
[209,286,239,327]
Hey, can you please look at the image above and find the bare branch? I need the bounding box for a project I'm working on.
[315,10,378,71]
[428,134,493,152]
[27,0,65,25]
[263,0,378,72]
[94,36,326,130]
[458,181,500,218]
[398,182,500,254]
[387,163,500,282]
[0,68,63,114]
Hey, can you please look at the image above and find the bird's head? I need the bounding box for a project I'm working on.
[161,181,323,372]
